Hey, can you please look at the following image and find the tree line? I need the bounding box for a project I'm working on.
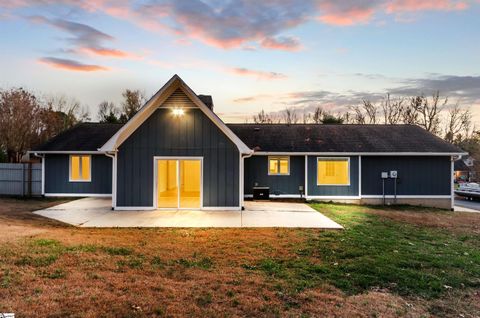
[0,87,145,163]
[252,92,472,144]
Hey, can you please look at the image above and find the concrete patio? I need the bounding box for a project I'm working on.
[34,198,343,229]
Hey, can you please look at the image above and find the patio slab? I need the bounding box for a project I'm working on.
[34,198,343,229]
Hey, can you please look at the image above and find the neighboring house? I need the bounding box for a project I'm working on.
[454,158,474,182]
[31,75,466,210]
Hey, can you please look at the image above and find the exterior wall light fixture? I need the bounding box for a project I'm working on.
[172,108,184,116]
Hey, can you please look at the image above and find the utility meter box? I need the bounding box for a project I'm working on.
[390,170,398,178]
[381,172,388,179]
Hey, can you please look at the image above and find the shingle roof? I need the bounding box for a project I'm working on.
[33,123,123,151]
[454,159,471,171]
[33,122,464,154]
[226,124,464,154]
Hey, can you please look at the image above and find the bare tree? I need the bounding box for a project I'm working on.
[444,102,472,143]
[410,91,446,134]
[302,110,311,123]
[40,95,89,141]
[312,106,325,124]
[252,109,273,123]
[282,107,298,124]
[381,94,405,124]
[119,89,145,123]
[98,101,120,123]
[349,104,366,124]
[362,100,378,124]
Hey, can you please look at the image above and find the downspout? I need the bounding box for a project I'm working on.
[33,152,45,196]
[104,151,117,210]
[240,151,254,210]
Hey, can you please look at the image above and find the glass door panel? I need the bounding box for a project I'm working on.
[179,160,201,209]
[157,160,178,208]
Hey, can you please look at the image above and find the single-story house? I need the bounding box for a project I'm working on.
[31,75,466,210]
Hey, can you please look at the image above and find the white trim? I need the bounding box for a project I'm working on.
[202,206,241,211]
[451,157,454,210]
[304,155,308,197]
[316,157,351,186]
[307,196,361,200]
[44,193,111,197]
[244,194,302,199]
[99,75,252,155]
[361,195,452,199]
[267,156,290,176]
[253,151,467,156]
[114,206,240,211]
[68,155,92,182]
[114,206,155,211]
[153,156,204,209]
[29,151,105,154]
[358,156,362,197]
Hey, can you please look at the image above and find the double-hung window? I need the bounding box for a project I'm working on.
[268,156,289,175]
[69,155,91,182]
[317,157,350,186]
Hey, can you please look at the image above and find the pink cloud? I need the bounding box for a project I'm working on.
[385,0,468,13]
[39,57,108,72]
[261,36,302,51]
[319,7,375,26]
[229,67,287,80]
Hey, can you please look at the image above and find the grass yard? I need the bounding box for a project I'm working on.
[0,198,479,317]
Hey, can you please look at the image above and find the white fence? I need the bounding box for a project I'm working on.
[0,163,42,196]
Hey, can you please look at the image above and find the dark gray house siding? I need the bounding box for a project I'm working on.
[306,156,359,196]
[361,156,451,195]
[244,155,305,196]
[116,107,240,207]
[44,154,112,194]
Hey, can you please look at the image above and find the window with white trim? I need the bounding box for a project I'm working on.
[69,155,91,182]
[268,156,290,175]
[317,157,350,185]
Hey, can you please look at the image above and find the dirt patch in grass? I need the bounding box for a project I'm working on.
[0,197,70,227]
[0,197,72,242]
[370,209,480,235]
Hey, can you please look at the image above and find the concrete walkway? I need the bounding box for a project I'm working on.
[34,198,343,229]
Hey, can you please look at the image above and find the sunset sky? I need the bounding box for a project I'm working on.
[0,0,479,122]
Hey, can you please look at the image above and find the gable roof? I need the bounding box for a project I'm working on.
[99,74,252,154]
[454,159,471,171]
[33,123,123,152]
[227,124,465,155]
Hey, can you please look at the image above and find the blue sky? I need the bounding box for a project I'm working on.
[0,0,479,122]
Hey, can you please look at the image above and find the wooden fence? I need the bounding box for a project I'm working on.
[0,163,42,196]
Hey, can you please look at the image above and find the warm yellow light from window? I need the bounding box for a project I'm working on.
[268,157,289,175]
[172,108,184,116]
[70,155,91,182]
[317,159,349,185]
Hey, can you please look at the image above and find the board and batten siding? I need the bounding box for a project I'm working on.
[361,156,451,195]
[244,155,305,196]
[44,154,112,194]
[116,106,240,208]
[306,156,359,196]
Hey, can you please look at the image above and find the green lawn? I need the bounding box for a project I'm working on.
[245,203,480,299]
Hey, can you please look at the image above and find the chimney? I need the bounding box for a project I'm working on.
[198,95,214,111]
